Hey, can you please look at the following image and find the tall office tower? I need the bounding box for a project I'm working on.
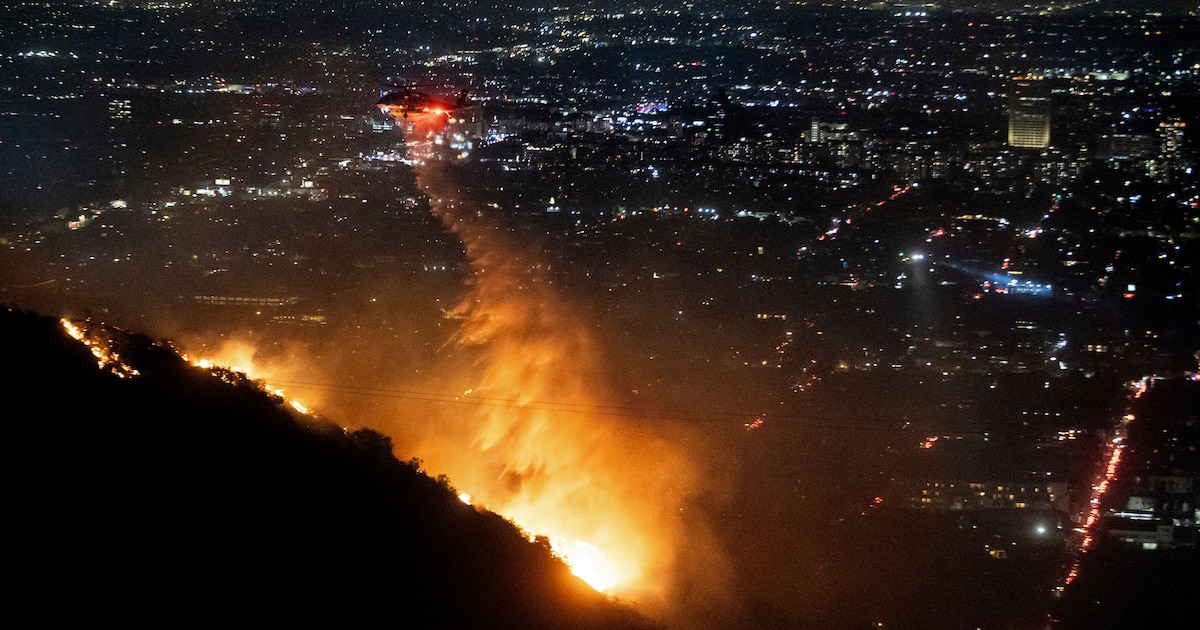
[1008,79,1051,149]
[1159,119,1185,160]
[1156,118,1187,181]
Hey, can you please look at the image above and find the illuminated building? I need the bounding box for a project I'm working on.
[1156,118,1188,180]
[1007,79,1051,150]
[1159,119,1185,160]
[108,99,132,120]
[901,477,1067,511]
[193,295,300,307]
[810,118,863,167]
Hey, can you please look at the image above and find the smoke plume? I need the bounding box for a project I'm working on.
[355,130,740,625]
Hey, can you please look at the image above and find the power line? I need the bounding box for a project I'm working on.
[264,377,1025,435]
[269,377,750,424]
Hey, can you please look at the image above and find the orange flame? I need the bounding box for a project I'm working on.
[181,338,324,415]
[415,159,669,595]
[383,122,734,620]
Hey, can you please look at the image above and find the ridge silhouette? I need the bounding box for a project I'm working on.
[2,307,659,629]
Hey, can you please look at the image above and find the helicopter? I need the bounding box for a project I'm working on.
[375,84,472,122]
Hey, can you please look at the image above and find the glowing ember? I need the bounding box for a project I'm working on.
[61,319,85,342]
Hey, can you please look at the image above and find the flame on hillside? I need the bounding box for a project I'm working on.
[381,121,733,617]
[61,318,140,378]
[62,318,324,422]
[412,166,668,597]
[182,338,326,417]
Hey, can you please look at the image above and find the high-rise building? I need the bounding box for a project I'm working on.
[1155,118,1187,181]
[1008,79,1051,149]
[1158,119,1185,160]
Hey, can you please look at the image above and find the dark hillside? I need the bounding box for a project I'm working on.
[1,307,657,629]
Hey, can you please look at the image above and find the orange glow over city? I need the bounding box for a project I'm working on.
[121,114,735,619]
[54,112,736,624]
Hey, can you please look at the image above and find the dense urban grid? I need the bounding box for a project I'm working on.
[2,1,1197,628]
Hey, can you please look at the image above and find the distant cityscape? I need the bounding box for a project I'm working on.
[2,1,1197,628]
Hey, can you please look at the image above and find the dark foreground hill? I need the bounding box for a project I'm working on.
[1,307,658,629]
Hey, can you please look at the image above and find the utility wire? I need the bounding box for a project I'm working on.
[264,377,1047,435]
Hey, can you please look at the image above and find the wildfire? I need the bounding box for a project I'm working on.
[60,116,727,623]
[61,318,139,378]
[385,119,720,614]
[556,539,622,592]
[453,492,626,592]
[63,314,640,597]
[178,339,321,418]
[456,475,624,590]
